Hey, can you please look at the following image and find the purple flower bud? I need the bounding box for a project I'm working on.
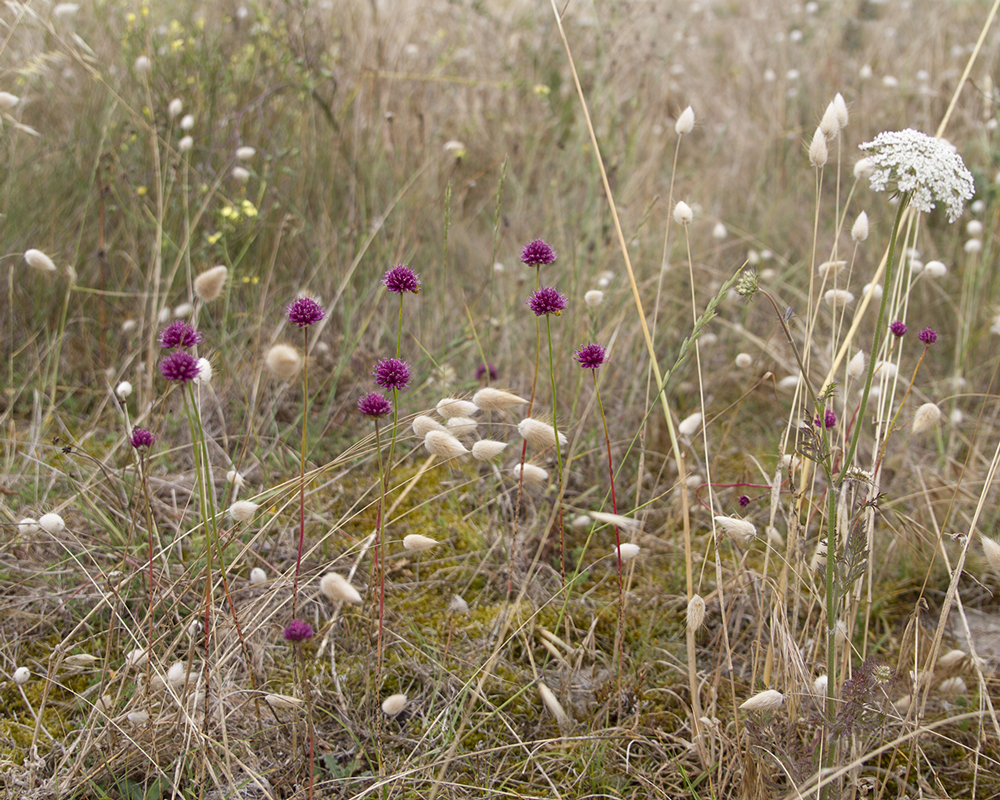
[918,327,938,345]
[283,619,314,641]
[520,238,558,267]
[526,286,568,317]
[160,351,201,382]
[158,320,202,349]
[476,362,498,382]
[129,427,156,450]
[287,296,325,327]
[372,357,412,391]
[358,391,393,418]
[814,409,837,429]
[738,494,750,507]
[889,320,907,337]
[573,342,607,369]
[382,264,421,294]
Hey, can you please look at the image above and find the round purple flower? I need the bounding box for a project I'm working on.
[738,494,750,507]
[129,427,156,450]
[814,409,837,429]
[382,264,421,294]
[373,357,412,391]
[160,351,201,382]
[520,238,557,267]
[287,296,325,327]
[476,362,498,382]
[889,320,907,337]
[918,327,938,345]
[574,342,607,369]
[158,320,202,349]
[526,286,568,317]
[283,619,314,641]
[358,391,393,418]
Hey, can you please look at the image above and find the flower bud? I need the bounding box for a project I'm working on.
[675,105,695,135]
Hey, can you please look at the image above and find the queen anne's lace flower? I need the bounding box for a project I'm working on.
[859,129,974,222]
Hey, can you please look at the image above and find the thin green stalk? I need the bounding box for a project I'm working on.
[544,316,566,585]
[292,326,310,618]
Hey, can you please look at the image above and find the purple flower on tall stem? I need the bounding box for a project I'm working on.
[574,343,607,370]
[283,619,314,641]
[738,494,750,507]
[129,427,156,450]
[382,264,421,294]
[373,357,412,391]
[358,391,393,418]
[520,239,557,267]
[918,327,938,345]
[526,286,568,317]
[160,351,201,382]
[476,362,498,382]
[287,296,325,327]
[814,409,837,429]
[158,320,202,349]
[889,320,907,337]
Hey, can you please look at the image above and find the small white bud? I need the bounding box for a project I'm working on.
[584,289,604,306]
[735,353,752,369]
[134,55,151,73]
[673,201,694,225]
[851,211,869,241]
[616,543,640,563]
[320,572,362,605]
[25,249,57,273]
[116,381,132,399]
[833,92,848,128]
[403,534,438,552]
[513,463,548,485]
[809,126,828,167]
[847,350,866,379]
[250,567,267,585]
[180,114,194,130]
[678,412,702,437]
[39,513,66,534]
[382,693,408,716]
[472,439,508,460]
[13,666,30,685]
[675,105,695,135]
[228,500,259,524]
[236,146,257,161]
[819,102,839,139]
[168,98,182,118]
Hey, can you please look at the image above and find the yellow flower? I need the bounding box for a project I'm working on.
[207,232,222,244]
[241,199,258,217]
[533,84,551,96]
[136,186,147,197]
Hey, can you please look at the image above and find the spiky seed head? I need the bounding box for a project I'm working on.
[817,260,847,279]
[513,463,548,484]
[739,689,785,712]
[25,249,56,273]
[675,105,695,135]
[912,402,941,435]
[13,666,30,685]
[229,501,259,524]
[852,211,869,241]
[518,417,567,450]
[834,92,848,128]
[715,515,757,546]
[616,543,641,563]
[584,289,604,307]
[819,101,839,139]
[412,415,447,437]
[423,430,468,459]
[382,693,408,716]
[39,513,65,534]
[678,412,702,437]
[446,417,478,437]
[265,343,302,380]
[590,511,641,532]
[320,572,362,605]
[686,594,706,631]
[0,92,20,109]
[473,387,527,412]
[194,265,228,302]
[403,534,438,552]
[168,98,182,118]
[809,126,828,167]
[673,201,694,225]
[250,567,267,585]
[982,536,1000,573]
[472,439,508,460]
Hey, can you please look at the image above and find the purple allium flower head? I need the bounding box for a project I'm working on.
[814,409,837,429]
[574,342,607,369]
[129,427,156,450]
[358,391,393,418]
[738,494,750,507]
[158,320,202,349]
[382,264,421,294]
[476,362,498,382]
[287,296,325,327]
[918,327,938,345]
[160,351,201,382]
[520,238,558,267]
[526,286,568,317]
[283,619,314,641]
[889,320,908,337]
[373,357,412,391]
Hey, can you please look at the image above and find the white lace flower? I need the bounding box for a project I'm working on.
[859,129,974,222]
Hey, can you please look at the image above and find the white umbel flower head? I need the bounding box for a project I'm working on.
[584,289,604,307]
[912,402,941,435]
[852,211,869,241]
[809,126,828,167]
[859,129,975,222]
[412,415,447,437]
[266,343,302,380]
[675,105,695,135]
[236,146,257,161]
[714,515,757,546]
[25,249,57,273]
[437,397,479,418]
[168,98,183,118]
[674,201,694,225]
[229,500,258,523]
[616,543,641,563]
[194,265,228,302]
[403,534,438,552]
[320,572,362,605]
[424,430,468,459]
[473,388,527,412]
[686,594,706,631]
[13,666,30,685]
[116,381,132,399]
[982,537,1000,573]
[848,350,866,378]
[472,439,508,460]
[249,567,266,585]
[39,513,65,534]
[518,418,567,450]
[739,689,785,712]
[678,412,702,437]
[513,463,548,484]
[382,693,407,717]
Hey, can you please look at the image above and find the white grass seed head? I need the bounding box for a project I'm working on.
[265,343,302,380]
[194,265,228,302]
[320,572,362,605]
